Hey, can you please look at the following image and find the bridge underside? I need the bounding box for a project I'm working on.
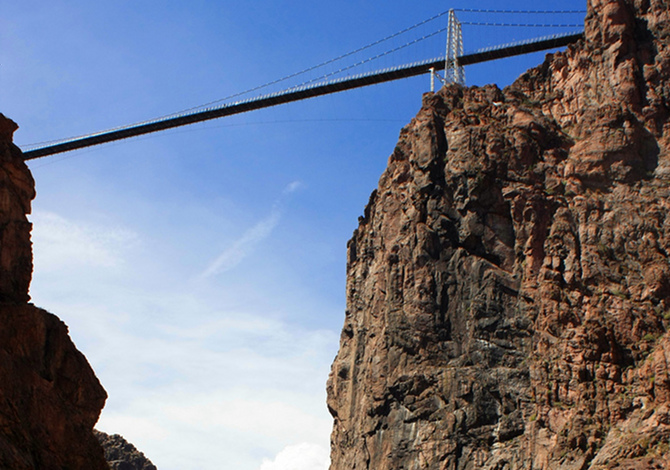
[22,31,583,160]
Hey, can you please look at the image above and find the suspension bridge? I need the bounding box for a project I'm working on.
[22,9,585,161]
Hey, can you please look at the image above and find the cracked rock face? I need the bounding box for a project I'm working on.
[327,0,670,469]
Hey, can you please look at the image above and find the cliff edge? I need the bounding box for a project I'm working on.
[0,113,108,469]
[327,0,670,468]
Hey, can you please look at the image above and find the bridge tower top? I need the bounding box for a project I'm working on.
[445,9,465,85]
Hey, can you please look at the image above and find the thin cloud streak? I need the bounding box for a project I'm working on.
[199,181,301,279]
[199,208,281,278]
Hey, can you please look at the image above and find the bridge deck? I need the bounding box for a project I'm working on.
[22,31,583,160]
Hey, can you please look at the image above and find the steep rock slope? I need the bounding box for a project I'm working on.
[0,115,34,303]
[0,113,108,470]
[95,430,158,470]
[327,0,670,469]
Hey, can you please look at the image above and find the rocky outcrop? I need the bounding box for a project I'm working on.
[0,305,108,469]
[0,113,108,469]
[95,430,158,470]
[327,0,670,469]
[0,114,34,303]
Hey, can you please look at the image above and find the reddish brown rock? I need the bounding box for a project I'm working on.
[0,113,35,303]
[327,0,670,468]
[0,113,108,469]
[0,305,108,470]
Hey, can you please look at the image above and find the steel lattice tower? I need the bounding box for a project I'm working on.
[445,9,465,85]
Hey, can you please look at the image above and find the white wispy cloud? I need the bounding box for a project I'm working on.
[28,185,339,470]
[29,210,138,271]
[89,304,337,470]
[199,180,302,279]
[199,208,281,278]
[283,180,303,195]
[259,443,329,470]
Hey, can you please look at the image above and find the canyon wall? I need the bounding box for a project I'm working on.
[327,0,670,468]
[0,113,108,470]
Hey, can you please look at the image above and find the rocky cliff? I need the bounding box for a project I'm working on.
[327,0,670,469]
[95,431,158,470]
[0,113,109,469]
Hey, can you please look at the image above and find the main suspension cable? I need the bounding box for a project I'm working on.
[461,22,584,27]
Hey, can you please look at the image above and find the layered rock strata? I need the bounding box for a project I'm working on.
[0,113,108,469]
[327,0,670,468]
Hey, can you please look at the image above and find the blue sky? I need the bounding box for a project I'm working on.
[1,1,586,469]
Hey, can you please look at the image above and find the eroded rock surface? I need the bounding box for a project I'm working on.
[327,0,670,468]
[0,113,108,469]
[95,430,158,470]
